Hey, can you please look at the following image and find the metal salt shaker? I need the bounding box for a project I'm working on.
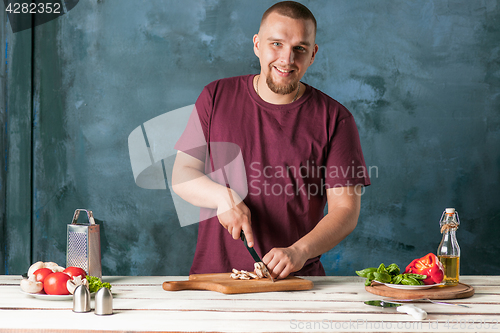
[95,287,113,315]
[73,285,91,313]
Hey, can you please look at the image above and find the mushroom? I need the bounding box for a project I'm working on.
[27,261,66,277]
[66,276,89,295]
[27,261,45,278]
[43,262,60,271]
[230,268,261,280]
[254,262,265,278]
[20,276,43,294]
[52,266,66,273]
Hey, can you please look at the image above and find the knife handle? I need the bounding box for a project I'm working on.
[397,304,427,320]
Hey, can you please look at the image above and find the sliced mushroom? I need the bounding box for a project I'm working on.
[230,268,261,280]
[254,262,265,278]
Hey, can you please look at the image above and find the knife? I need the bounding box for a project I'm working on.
[222,185,274,283]
[240,231,274,282]
[364,300,427,320]
[387,298,470,308]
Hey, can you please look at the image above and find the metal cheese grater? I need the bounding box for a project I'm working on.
[67,209,102,278]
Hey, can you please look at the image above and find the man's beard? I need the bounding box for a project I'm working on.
[266,69,299,95]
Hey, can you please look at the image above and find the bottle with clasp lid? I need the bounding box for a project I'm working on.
[437,208,460,286]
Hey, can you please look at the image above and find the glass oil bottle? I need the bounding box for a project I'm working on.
[437,208,460,286]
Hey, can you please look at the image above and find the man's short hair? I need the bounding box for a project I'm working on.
[261,1,317,33]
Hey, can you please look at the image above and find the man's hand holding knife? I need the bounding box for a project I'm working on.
[220,186,309,281]
[217,187,254,247]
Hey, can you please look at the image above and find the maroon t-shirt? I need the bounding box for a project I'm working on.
[175,75,370,276]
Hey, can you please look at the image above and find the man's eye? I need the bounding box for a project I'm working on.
[273,42,281,46]
[295,46,306,52]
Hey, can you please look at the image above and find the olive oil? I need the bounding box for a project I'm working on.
[437,208,461,286]
[438,255,459,286]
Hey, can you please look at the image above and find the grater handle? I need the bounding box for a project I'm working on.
[71,209,96,225]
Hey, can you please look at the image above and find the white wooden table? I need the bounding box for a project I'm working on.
[0,275,498,332]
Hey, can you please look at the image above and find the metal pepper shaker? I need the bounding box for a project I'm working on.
[95,287,113,315]
[73,285,91,313]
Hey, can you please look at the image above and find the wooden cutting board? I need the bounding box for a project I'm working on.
[365,282,474,300]
[163,273,314,294]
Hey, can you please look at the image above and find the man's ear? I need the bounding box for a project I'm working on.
[309,44,319,66]
[253,34,260,58]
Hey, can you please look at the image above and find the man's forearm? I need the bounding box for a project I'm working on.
[172,151,254,245]
[172,165,230,209]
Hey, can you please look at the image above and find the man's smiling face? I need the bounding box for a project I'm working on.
[254,12,318,96]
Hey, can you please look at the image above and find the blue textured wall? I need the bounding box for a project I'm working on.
[1,0,499,276]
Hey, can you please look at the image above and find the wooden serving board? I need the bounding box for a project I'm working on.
[365,282,474,300]
[163,273,314,294]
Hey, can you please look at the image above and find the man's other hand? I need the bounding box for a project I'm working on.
[262,246,309,279]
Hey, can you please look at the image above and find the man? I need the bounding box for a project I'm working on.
[172,1,370,279]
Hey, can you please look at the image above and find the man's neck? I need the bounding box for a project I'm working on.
[254,74,301,105]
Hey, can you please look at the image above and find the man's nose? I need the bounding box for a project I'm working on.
[279,46,295,65]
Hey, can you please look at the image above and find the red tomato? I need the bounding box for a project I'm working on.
[33,268,53,283]
[43,272,71,295]
[63,266,87,279]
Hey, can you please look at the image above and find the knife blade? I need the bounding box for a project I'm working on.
[240,231,274,282]
[364,300,427,320]
[387,298,470,308]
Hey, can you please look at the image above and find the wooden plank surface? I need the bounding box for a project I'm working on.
[1,275,499,332]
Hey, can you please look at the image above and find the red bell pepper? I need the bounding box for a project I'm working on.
[404,253,444,285]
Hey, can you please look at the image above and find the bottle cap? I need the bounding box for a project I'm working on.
[95,287,113,315]
[73,285,91,313]
[445,208,455,214]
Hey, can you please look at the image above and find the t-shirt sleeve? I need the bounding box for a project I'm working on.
[324,113,371,188]
[174,86,212,162]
